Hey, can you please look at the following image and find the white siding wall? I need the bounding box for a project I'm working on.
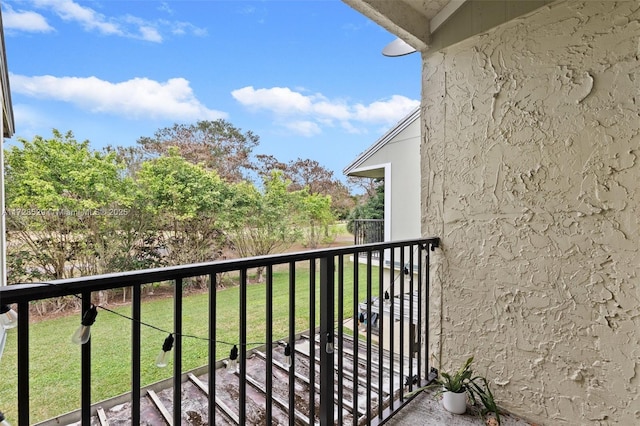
[357,118,422,241]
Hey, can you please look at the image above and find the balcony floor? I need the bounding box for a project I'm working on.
[386,389,536,426]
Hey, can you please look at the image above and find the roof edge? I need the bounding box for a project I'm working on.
[343,106,420,175]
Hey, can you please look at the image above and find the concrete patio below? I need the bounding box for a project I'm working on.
[385,389,538,426]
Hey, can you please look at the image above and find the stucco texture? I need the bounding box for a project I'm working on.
[421,1,639,424]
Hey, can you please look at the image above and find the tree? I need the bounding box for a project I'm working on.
[135,148,230,287]
[137,120,259,183]
[297,190,335,248]
[346,179,384,234]
[103,144,146,180]
[255,156,355,219]
[4,130,132,281]
[223,171,302,282]
[347,175,379,198]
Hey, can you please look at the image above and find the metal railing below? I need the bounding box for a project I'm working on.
[352,219,385,246]
[0,237,439,426]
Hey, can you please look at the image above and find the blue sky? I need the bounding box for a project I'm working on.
[2,0,420,181]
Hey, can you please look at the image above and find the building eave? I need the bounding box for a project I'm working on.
[343,106,420,176]
[0,8,15,138]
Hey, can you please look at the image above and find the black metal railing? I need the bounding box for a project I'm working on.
[353,219,385,245]
[0,237,439,425]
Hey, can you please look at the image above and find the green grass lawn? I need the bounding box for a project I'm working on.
[0,258,379,423]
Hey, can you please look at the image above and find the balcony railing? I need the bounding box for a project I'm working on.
[352,219,384,246]
[0,237,439,425]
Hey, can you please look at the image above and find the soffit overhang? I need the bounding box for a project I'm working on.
[342,0,553,53]
[342,0,450,51]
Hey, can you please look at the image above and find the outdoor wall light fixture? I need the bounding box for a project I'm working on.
[382,37,417,57]
[0,305,17,329]
[71,305,98,345]
[155,334,174,368]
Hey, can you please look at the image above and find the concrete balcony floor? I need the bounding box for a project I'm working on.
[386,389,537,426]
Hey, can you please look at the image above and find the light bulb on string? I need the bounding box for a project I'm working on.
[325,333,334,354]
[0,410,10,426]
[0,305,17,329]
[71,305,98,345]
[359,312,367,332]
[155,334,174,368]
[283,343,291,368]
[227,345,238,372]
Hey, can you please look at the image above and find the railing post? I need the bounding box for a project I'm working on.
[287,262,296,426]
[17,301,29,424]
[173,278,183,426]
[81,292,92,425]
[319,255,335,425]
[131,285,141,425]
[209,273,218,425]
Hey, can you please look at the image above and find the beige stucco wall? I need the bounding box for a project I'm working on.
[421,1,639,424]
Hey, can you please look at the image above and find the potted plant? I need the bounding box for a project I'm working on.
[411,356,502,424]
[434,356,473,414]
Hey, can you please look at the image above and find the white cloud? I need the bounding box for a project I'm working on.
[138,25,162,43]
[11,73,227,121]
[232,86,312,115]
[169,21,207,37]
[313,100,351,121]
[158,2,173,15]
[232,86,419,136]
[284,121,321,137]
[2,5,54,33]
[33,0,123,36]
[15,0,206,42]
[353,95,420,123]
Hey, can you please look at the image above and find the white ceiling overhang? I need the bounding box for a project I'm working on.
[343,0,553,53]
[342,0,460,51]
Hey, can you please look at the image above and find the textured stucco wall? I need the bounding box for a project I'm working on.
[421,1,640,424]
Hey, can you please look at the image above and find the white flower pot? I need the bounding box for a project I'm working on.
[442,390,467,414]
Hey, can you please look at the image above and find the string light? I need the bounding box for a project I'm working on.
[325,333,334,354]
[0,410,10,426]
[23,281,332,373]
[89,300,290,370]
[379,246,419,311]
[155,334,174,368]
[227,345,238,372]
[359,312,367,331]
[71,305,98,345]
[16,243,426,360]
[0,329,6,362]
[0,305,17,329]
[283,343,291,368]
